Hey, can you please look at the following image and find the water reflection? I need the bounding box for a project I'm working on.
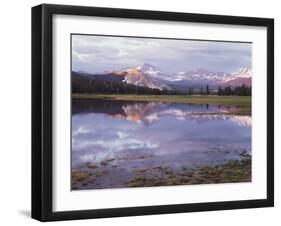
[72,99,251,189]
[73,99,250,126]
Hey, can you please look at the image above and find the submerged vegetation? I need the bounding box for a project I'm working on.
[72,168,109,189]
[125,158,251,187]
[71,152,251,190]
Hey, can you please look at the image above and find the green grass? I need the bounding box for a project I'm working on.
[72,93,251,115]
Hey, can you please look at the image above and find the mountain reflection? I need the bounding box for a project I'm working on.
[72,99,251,170]
[72,99,251,127]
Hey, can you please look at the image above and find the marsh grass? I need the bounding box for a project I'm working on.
[71,154,251,190]
[71,168,109,189]
[125,157,251,187]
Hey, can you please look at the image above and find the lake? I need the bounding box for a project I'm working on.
[71,99,251,190]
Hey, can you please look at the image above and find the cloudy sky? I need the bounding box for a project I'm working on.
[72,34,252,74]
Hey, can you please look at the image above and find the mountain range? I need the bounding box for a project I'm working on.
[73,63,252,91]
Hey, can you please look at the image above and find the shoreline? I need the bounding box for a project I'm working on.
[72,155,251,190]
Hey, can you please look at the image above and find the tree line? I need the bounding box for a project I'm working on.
[72,76,177,95]
[188,84,251,96]
[217,84,251,96]
[72,75,251,96]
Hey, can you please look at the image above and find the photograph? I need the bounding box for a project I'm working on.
[71,34,252,190]
[30,3,274,221]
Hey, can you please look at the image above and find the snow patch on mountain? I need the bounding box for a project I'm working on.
[103,63,252,89]
[120,66,172,90]
[136,63,167,79]
[220,68,252,86]
[170,69,230,86]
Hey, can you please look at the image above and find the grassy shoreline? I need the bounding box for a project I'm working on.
[72,93,251,115]
[125,158,251,187]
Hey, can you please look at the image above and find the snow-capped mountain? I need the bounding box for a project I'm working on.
[136,63,168,80]
[235,68,252,78]
[220,68,252,87]
[171,69,229,84]
[109,64,172,90]
[169,68,252,87]
[111,63,171,90]
[117,64,253,90]
[121,67,171,90]
[73,63,252,91]
[74,64,172,91]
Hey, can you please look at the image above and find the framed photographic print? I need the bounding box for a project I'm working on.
[32,4,274,221]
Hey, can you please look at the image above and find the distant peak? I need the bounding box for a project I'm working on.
[231,68,252,78]
[135,63,167,78]
[238,68,252,74]
[142,63,154,67]
[138,63,160,70]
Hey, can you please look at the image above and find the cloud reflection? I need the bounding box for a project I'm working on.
[72,101,251,167]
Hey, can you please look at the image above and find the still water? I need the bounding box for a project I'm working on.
[72,99,251,189]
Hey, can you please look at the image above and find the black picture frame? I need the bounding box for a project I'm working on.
[32,3,274,222]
